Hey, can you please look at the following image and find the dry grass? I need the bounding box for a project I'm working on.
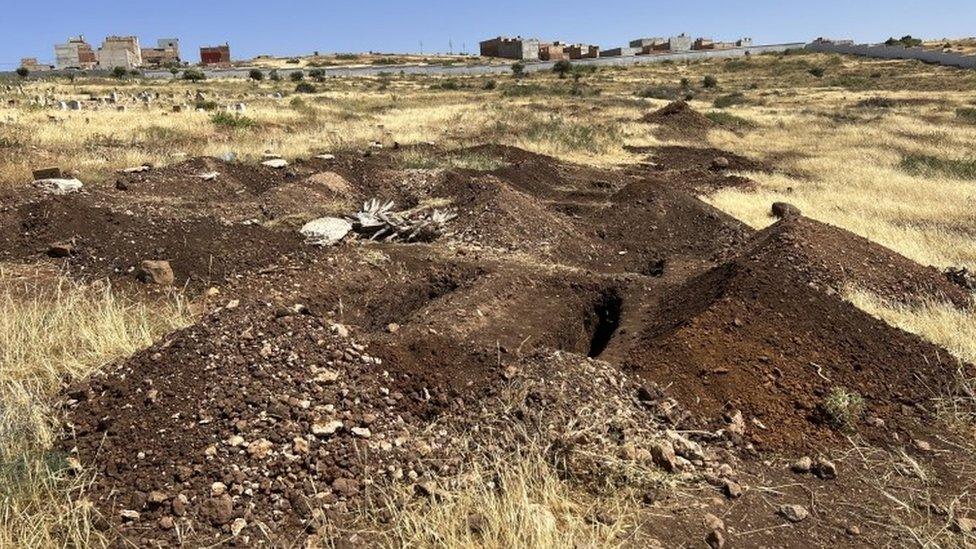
[0,266,192,546]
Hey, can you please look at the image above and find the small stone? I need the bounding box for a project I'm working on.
[201,495,234,526]
[315,369,340,383]
[914,439,932,452]
[158,516,175,529]
[211,482,227,496]
[147,491,168,505]
[120,509,140,522]
[386,323,400,333]
[262,158,289,169]
[312,420,343,437]
[351,427,371,438]
[230,517,247,536]
[791,456,813,474]
[332,477,359,498]
[414,481,446,501]
[778,504,809,523]
[293,437,310,454]
[135,260,175,286]
[711,156,730,170]
[703,512,725,531]
[247,438,273,459]
[955,517,976,534]
[846,524,861,536]
[650,440,679,473]
[771,202,802,219]
[705,529,726,549]
[722,478,743,499]
[47,242,74,258]
[813,458,837,480]
[227,435,245,447]
[35,178,83,195]
[300,217,352,246]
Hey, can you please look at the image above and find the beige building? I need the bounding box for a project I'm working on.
[54,36,97,69]
[142,39,181,67]
[97,36,143,70]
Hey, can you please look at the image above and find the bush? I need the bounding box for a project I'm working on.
[210,112,256,129]
[823,387,865,431]
[249,69,264,81]
[15,67,28,78]
[713,92,748,109]
[290,71,305,81]
[434,79,461,90]
[295,81,317,94]
[956,107,976,123]
[182,69,205,81]
[308,69,325,81]
[857,97,895,109]
[269,70,281,82]
[194,100,219,111]
[552,59,572,78]
[482,79,497,90]
[636,86,680,100]
[702,75,718,88]
[511,61,525,79]
[808,67,826,78]
[901,153,976,180]
[111,66,128,79]
[885,35,923,47]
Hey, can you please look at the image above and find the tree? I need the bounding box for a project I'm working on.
[112,66,128,79]
[511,61,525,79]
[290,71,305,82]
[249,69,265,81]
[15,67,29,78]
[552,59,572,79]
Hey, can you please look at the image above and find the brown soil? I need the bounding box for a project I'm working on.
[13,143,971,547]
[642,100,716,140]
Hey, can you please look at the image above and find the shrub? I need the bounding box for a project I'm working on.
[636,86,679,100]
[956,107,976,123]
[111,66,128,79]
[702,75,718,88]
[857,97,895,109]
[901,153,976,180]
[823,387,865,431]
[194,100,219,111]
[482,79,497,90]
[308,69,325,81]
[295,81,317,94]
[434,79,461,90]
[249,69,264,81]
[679,77,690,89]
[269,70,281,82]
[290,71,305,81]
[552,59,572,78]
[808,67,826,78]
[210,112,256,129]
[511,61,525,79]
[713,92,748,109]
[182,69,205,81]
[15,67,28,78]
[885,35,922,47]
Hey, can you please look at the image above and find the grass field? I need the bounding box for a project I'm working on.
[1,49,975,546]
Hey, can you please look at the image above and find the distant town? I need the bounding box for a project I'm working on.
[18,33,754,72]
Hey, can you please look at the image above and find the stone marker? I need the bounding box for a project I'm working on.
[32,167,63,179]
[261,158,288,169]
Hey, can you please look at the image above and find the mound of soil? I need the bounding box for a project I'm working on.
[259,171,357,220]
[617,217,970,452]
[642,101,715,140]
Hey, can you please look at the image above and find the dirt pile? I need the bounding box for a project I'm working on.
[617,217,970,452]
[62,298,724,546]
[642,101,715,140]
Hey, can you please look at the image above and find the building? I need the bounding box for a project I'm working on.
[693,38,715,50]
[601,47,639,57]
[539,42,568,61]
[54,36,97,70]
[142,38,181,67]
[736,38,754,47]
[629,37,665,49]
[98,36,142,70]
[566,44,600,59]
[20,58,52,72]
[200,43,231,65]
[479,36,540,60]
[668,34,693,52]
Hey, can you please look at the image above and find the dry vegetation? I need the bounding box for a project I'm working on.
[1,50,975,546]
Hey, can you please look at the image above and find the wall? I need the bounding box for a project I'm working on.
[806,42,976,69]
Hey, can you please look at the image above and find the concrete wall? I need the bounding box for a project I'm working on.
[806,42,976,69]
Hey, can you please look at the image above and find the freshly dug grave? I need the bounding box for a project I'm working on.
[615,217,972,452]
[642,100,716,140]
[62,298,723,546]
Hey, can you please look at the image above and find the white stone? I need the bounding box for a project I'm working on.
[300,217,352,246]
[261,158,288,169]
[34,178,83,195]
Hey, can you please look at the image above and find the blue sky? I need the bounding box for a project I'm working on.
[1,0,973,68]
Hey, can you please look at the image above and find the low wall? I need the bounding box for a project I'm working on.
[805,42,976,69]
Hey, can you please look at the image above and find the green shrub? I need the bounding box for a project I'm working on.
[210,112,256,129]
[511,62,525,79]
[295,81,317,94]
[309,69,325,80]
[885,35,922,47]
[182,69,205,81]
[823,387,865,431]
[552,59,572,78]
[269,70,281,82]
[482,79,497,90]
[290,71,305,81]
[15,67,28,78]
[702,75,718,88]
[713,92,748,109]
[901,153,976,179]
[434,79,461,90]
[808,67,826,78]
[705,111,756,129]
[111,66,128,79]
[249,69,264,81]
[956,107,976,123]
